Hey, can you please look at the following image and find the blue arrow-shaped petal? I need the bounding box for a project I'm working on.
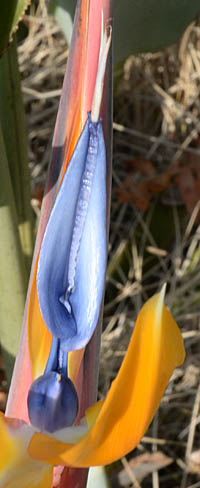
[37,113,107,354]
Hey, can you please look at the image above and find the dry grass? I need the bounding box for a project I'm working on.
[18,2,200,486]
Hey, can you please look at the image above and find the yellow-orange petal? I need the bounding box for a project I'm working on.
[28,257,52,379]
[0,416,18,472]
[0,415,53,488]
[68,349,85,383]
[29,288,185,467]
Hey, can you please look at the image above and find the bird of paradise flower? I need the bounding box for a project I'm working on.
[0,0,185,487]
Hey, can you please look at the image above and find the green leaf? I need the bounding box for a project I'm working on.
[114,0,200,60]
[49,0,76,46]
[0,124,27,385]
[0,0,31,56]
[0,36,34,272]
[49,0,200,60]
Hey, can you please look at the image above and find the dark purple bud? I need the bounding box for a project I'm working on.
[28,371,78,433]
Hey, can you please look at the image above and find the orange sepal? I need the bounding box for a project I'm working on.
[29,289,185,467]
[27,257,52,379]
[68,349,85,384]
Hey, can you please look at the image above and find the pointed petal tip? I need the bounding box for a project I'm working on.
[155,283,166,328]
[159,282,167,305]
[143,286,185,368]
[158,284,185,367]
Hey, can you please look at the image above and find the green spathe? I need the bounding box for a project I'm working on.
[48,0,200,61]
